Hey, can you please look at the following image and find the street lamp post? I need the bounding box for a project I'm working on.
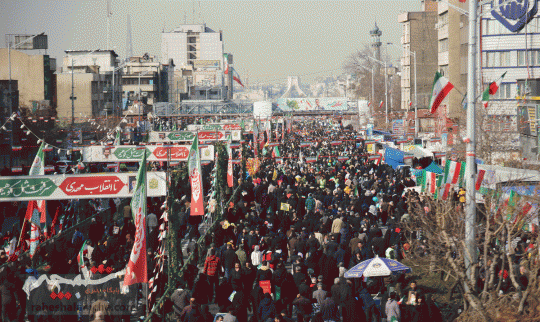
[69,49,98,127]
[363,55,388,129]
[389,42,418,137]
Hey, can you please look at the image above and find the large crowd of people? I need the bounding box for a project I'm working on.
[0,117,449,322]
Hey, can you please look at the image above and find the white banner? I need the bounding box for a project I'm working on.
[82,145,214,162]
[0,172,167,201]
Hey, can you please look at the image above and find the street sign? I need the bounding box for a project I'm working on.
[82,145,214,162]
[0,172,166,201]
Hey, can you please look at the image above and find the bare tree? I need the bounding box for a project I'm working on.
[403,186,540,321]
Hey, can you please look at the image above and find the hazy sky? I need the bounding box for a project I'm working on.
[1,0,421,84]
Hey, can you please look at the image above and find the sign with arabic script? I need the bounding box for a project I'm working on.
[491,0,537,32]
[0,172,166,201]
[82,145,214,162]
[148,130,242,142]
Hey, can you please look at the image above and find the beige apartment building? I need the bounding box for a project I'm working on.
[398,0,439,112]
[56,50,120,123]
[437,0,468,118]
[0,48,56,113]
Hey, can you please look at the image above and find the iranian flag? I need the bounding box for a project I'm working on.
[28,143,47,255]
[223,53,229,75]
[227,135,234,188]
[233,69,245,87]
[482,72,506,108]
[379,101,383,109]
[124,150,148,286]
[272,146,281,158]
[423,171,438,194]
[188,134,204,216]
[429,71,454,114]
[77,239,89,271]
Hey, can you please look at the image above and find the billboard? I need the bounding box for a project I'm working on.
[82,145,215,162]
[276,98,347,111]
[0,172,166,201]
[148,130,241,142]
[193,60,221,69]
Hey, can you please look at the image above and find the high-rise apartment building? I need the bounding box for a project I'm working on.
[437,0,468,119]
[161,24,229,101]
[398,0,439,112]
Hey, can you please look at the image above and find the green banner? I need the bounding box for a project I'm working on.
[113,147,150,160]
[0,178,56,199]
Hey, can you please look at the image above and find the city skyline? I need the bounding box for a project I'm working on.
[1,0,419,83]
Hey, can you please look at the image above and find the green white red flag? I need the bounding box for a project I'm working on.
[429,72,454,114]
[77,239,88,270]
[124,150,148,286]
[423,171,438,194]
[188,134,204,216]
[28,143,47,256]
[482,72,506,108]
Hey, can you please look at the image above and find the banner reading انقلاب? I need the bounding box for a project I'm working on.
[188,134,204,216]
[124,151,147,286]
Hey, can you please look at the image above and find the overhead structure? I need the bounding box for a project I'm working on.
[281,76,306,98]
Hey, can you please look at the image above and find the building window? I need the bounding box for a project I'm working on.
[493,83,514,99]
[440,65,449,76]
[439,39,449,52]
[439,12,448,27]
[518,51,526,66]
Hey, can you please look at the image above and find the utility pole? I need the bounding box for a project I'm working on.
[464,0,477,285]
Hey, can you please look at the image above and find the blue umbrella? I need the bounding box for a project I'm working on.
[345,256,412,278]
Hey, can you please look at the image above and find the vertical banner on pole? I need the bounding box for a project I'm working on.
[188,134,204,216]
[124,151,148,286]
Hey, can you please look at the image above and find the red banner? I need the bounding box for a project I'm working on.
[259,280,272,294]
[227,158,234,188]
[59,176,126,196]
[189,135,204,216]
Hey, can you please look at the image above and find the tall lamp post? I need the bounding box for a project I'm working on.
[441,0,514,286]
[69,49,99,128]
[362,54,388,129]
[7,33,45,156]
[354,64,375,119]
[388,42,418,137]
[138,69,153,133]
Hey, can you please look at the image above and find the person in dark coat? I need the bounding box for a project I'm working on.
[191,274,212,305]
[231,283,249,322]
[250,285,265,317]
[258,293,276,322]
[223,243,239,281]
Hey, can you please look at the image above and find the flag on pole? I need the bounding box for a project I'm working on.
[114,130,122,146]
[29,143,46,255]
[482,72,507,108]
[124,150,148,286]
[227,135,234,188]
[77,239,89,271]
[428,71,454,114]
[223,53,229,75]
[50,207,60,238]
[423,171,438,194]
[233,69,245,87]
[379,101,383,109]
[188,134,204,216]
[272,146,281,158]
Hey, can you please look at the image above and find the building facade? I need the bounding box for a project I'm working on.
[437,0,468,119]
[481,5,540,159]
[398,4,439,112]
[56,50,120,123]
[161,24,230,102]
[121,55,174,111]
[0,48,56,115]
